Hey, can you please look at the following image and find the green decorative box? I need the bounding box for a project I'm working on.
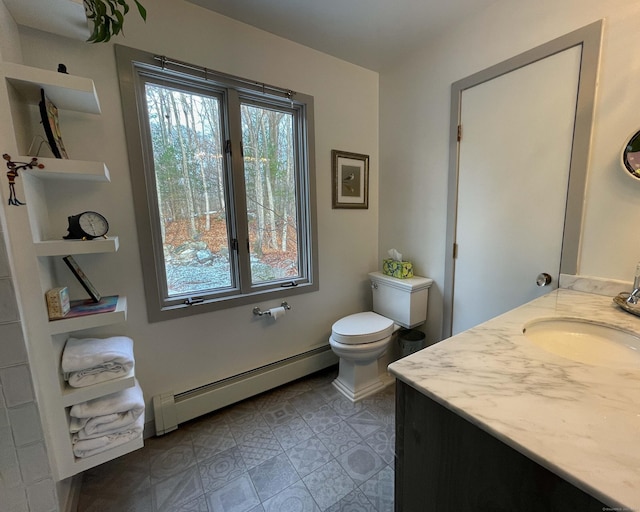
[382,259,414,278]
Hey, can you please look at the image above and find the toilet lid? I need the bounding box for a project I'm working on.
[331,312,394,345]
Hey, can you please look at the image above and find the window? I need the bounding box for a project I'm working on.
[116,46,318,321]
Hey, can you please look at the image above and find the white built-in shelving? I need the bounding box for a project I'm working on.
[3,0,90,42]
[48,296,128,336]
[65,436,144,476]
[3,62,100,113]
[1,62,141,480]
[25,157,111,182]
[35,236,119,257]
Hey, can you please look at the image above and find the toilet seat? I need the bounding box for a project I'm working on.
[331,312,394,345]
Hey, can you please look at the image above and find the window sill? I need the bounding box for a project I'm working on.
[148,281,318,322]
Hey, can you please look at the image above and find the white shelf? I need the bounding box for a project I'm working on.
[3,0,90,42]
[62,369,135,407]
[24,157,110,182]
[3,61,100,114]
[49,296,128,335]
[35,236,119,257]
[60,436,144,480]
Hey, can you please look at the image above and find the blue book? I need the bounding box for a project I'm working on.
[63,295,119,319]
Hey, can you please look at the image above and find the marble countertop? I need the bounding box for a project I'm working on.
[388,287,640,509]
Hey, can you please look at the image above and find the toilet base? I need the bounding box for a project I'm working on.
[332,358,394,402]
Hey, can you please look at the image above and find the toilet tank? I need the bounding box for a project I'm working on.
[369,271,433,328]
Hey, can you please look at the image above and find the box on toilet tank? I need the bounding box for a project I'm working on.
[369,272,433,328]
[382,259,414,279]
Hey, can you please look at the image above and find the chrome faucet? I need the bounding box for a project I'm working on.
[627,262,640,304]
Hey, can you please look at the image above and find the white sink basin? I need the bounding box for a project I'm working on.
[522,318,640,369]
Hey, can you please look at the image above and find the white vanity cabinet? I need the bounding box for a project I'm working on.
[1,62,142,480]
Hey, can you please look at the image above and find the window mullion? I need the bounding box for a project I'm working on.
[227,90,252,293]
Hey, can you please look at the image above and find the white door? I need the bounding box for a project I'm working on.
[452,46,581,334]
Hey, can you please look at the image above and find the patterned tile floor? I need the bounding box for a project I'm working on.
[77,366,395,511]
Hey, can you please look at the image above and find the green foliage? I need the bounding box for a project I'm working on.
[84,0,147,43]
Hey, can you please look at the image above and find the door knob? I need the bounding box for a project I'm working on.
[536,273,552,287]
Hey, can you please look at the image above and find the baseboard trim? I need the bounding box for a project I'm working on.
[151,346,338,435]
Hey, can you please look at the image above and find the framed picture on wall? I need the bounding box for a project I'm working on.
[331,149,369,209]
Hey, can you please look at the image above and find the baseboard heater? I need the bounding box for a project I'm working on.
[152,345,338,435]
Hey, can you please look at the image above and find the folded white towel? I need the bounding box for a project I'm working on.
[62,336,134,388]
[72,412,144,459]
[70,407,144,440]
[69,380,144,421]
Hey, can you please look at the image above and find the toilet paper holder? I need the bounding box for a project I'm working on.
[253,301,291,316]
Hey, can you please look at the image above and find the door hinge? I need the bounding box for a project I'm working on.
[457,124,462,142]
[453,243,458,259]
[225,140,232,155]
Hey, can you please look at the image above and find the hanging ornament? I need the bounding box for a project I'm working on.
[3,154,44,206]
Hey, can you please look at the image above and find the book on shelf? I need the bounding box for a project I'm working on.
[62,255,101,303]
[50,295,119,320]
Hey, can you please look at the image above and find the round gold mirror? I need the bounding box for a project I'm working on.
[622,129,640,180]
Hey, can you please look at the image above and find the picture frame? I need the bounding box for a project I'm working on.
[331,150,369,209]
[38,88,68,159]
[62,255,101,303]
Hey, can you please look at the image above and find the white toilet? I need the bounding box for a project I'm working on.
[329,271,433,402]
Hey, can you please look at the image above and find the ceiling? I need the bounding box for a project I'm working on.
[4,0,497,72]
[185,0,498,71]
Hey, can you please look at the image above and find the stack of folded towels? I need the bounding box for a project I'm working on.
[61,336,144,458]
[62,336,135,388]
[69,381,145,458]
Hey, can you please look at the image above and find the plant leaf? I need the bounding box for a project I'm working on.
[101,17,111,42]
[133,0,147,21]
[83,0,96,17]
[92,22,104,43]
[87,26,99,42]
[114,10,124,26]
[84,0,147,43]
[115,0,130,15]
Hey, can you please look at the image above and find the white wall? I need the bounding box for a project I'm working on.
[11,0,379,417]
[380,0,640,342]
